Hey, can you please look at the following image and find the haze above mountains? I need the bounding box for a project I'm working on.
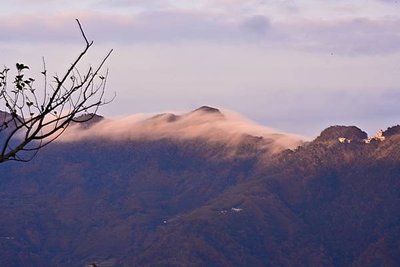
[0,106,399,267]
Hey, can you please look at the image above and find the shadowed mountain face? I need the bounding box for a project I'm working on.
[0,109,399,267]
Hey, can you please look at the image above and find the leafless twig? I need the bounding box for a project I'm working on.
[0,19,114,163]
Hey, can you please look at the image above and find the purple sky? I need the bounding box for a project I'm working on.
[1,0,400,136]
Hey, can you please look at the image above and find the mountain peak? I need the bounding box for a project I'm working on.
[192,106,222,114]
[72,113,104,128]
[383,125,400,137]
[315,125,368,143]
[149,113,179,123]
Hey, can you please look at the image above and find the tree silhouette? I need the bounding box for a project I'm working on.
[0,19,113,163]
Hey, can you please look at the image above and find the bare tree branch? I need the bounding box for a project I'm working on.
[0,19,114,163]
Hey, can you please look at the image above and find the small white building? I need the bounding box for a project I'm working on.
[338,137,351,144]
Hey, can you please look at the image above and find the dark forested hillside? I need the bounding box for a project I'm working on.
[0,113,399,267]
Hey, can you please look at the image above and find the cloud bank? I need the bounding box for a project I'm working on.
[1,1,400,55]
[58,107,305,153]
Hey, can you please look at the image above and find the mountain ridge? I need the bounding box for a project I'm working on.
[0,107,399,266]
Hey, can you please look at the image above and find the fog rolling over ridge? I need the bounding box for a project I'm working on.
[59,106,305,154]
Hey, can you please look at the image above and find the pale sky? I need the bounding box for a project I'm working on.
[1,0,400,136]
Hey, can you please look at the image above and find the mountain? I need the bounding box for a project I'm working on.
[0,108,399,267]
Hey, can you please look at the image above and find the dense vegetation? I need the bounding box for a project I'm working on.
[0,116,399,266]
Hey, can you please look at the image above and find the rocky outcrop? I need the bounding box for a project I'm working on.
[314,126,368,143]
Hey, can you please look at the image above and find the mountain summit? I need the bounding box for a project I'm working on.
[192,105,222,114]
[315,125,368,143]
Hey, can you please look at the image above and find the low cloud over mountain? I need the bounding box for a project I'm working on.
[60,106,305,154]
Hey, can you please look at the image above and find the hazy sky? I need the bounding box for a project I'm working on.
[1,0,400,136]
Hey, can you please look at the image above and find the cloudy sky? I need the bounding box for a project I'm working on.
[1,0,400,136]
